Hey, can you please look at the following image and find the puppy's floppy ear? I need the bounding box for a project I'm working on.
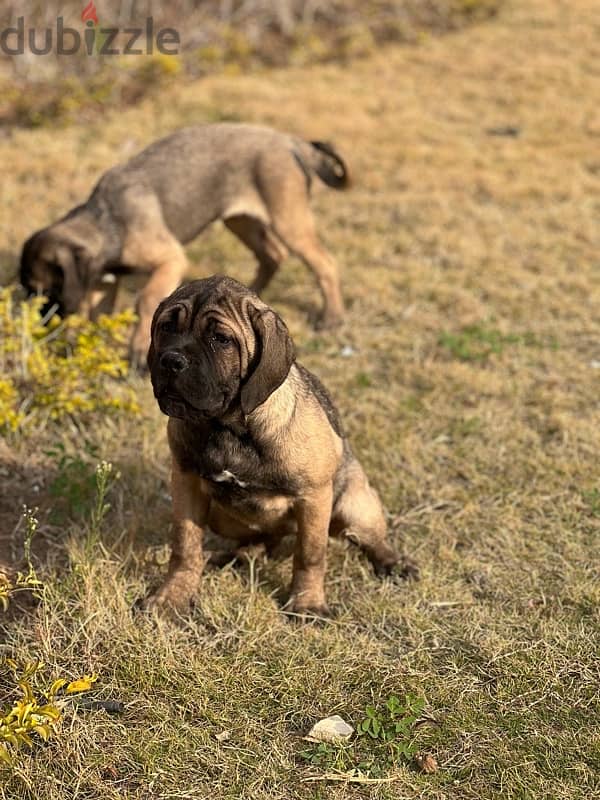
[146,297,169,372]
[56,243,92,314]
[240,307,295,416]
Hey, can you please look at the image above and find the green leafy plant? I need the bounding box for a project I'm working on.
[357,693,425,763]
[299,741,355,772]
[300,694,429,778]
[90,461,118,535]
[44,448,119,538]
[0,660,96,766]
[45,442,100,522]
[79,460,120,559]
[0,507,43,612]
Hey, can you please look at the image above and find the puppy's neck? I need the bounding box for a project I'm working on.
[212,369,297,441]
[246,370,297,439]
[210,412,248,439]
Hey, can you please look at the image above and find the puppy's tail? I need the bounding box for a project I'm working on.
[307,140,351,189]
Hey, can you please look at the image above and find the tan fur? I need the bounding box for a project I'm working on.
[148,459,210,610]
[20,124,350,367]
[142,277,416,618]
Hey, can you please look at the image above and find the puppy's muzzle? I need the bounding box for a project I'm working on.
[160,350,189,374]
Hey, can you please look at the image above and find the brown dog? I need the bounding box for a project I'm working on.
[144,276,417,617]
[19,123,349,366]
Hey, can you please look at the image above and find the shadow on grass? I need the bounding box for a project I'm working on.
[0,439,302,620]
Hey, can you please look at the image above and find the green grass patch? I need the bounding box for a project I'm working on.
[438,324,556,362]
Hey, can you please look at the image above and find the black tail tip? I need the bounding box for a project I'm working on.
[310,140,351,189]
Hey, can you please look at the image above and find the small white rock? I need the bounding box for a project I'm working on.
[340,345,356,358]
[305,715,354,744]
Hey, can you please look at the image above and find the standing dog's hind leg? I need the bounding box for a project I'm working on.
[224,215,288,295]
[270,211,344,329]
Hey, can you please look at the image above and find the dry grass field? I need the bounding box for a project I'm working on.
[1,0,599,797]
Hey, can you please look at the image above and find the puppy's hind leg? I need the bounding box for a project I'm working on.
[224,215,288,295]
[331,461,419,581]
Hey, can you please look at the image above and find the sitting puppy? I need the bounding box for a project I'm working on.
[144,276,417,617]
[20,123,349,367]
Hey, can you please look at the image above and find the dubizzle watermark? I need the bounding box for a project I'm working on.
[0,1,180,57]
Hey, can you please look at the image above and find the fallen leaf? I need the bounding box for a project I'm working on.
[414,752,438,773]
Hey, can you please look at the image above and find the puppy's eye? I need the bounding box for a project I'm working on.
[212,332,233,346]
[158,318,175,333]
[158,313,178,333]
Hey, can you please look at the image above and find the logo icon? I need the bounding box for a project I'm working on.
[0,1,180,57]
[81,1,99,26]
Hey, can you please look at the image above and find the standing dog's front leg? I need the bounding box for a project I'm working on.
[287,484,333,618]
[120,219,189,368]
[143,461,209,612]
[131,257,187,369]
[80,274,120,322]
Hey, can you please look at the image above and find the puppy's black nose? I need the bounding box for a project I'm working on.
[160,350,189,373]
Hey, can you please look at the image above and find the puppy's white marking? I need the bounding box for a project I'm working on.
[212,470,248,488]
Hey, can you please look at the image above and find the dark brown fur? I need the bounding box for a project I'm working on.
[19,123,350,367]
[143,276,417,617]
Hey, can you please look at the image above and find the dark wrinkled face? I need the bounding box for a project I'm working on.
[20,231,87,318]
[147,277,295,423]
[149,290,249,421]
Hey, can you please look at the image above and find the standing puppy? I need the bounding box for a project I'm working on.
[20,123,349,367]
[144,276,417,617]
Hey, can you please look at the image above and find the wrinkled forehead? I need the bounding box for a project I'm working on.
[154,278,265,356]
[165,276,234,308]
[170,275,252,301]
[159,296,244,332]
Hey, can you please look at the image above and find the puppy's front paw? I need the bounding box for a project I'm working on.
[284,595,331,622]
[136,572,199,614]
